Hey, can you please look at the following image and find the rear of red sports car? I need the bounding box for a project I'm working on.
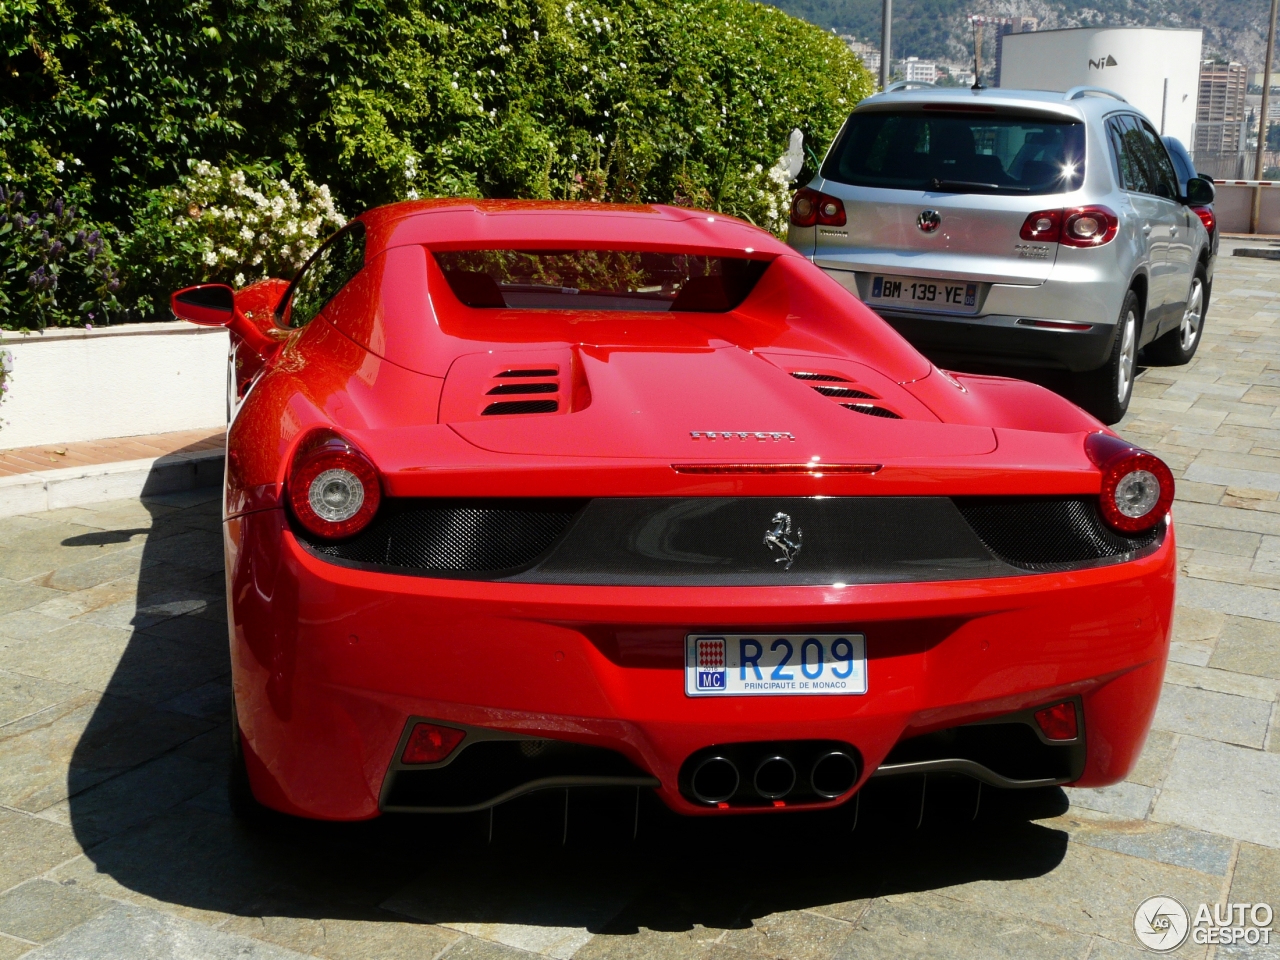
[208,201,1176,821]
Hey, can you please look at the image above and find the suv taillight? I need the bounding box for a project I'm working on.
[287,431,382,539]
[790,188,846,228]
[1085,432,1174,534]
[1019,206,1118,248]
[1192,205,1215,236]
[1061,206,1118,247]
[1020,209,1062,242]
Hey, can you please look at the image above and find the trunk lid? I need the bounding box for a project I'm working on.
[447,346,996,461]
[812,183,1059,285]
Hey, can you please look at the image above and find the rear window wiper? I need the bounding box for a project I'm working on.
[928,178,1031,194]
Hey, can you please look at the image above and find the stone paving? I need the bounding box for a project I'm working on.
[0,249,1278,959]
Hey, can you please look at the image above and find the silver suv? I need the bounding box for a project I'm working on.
[787,85,1217,423]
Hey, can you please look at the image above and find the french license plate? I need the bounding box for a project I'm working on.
[869,275,978,313]
[685,634,867,697]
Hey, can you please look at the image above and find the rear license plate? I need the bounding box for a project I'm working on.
[869,275,978,314]
[685,634,867,697]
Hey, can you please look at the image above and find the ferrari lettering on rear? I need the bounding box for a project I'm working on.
[690,431,796,441]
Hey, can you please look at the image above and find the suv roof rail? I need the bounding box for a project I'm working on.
[1063,86,1127,103]
[883,80,936,93]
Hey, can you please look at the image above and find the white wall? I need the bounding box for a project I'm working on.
[0,322,228,448]
[1001,28,1203,147]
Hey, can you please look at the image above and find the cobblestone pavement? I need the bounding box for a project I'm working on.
[0,250,1278,960]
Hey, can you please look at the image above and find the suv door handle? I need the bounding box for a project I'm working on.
[1142,224,1152,235]
[1171,226,1178,237]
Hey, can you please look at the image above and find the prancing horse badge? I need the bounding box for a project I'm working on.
[764,512,803,569]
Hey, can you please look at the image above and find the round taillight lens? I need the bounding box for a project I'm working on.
[1034,217,1053,232]
[288,433,381,539]
[820,200,839,218]
[1086,433,1174,534]
[794,196,814,219]
[1071,215,1100,238]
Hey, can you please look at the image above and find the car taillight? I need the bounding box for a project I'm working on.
[1192,205,1215,235]
[1061,205,1118,247]
[1034,702,1078,741]
[1020,209,1062,242]
[1085,432,1174,534]
[401,722,466,764]
[790,188,846,227]
[287,431,382,539]
[1020,206,1118,247]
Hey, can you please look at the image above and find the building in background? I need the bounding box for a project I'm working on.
[1195,61,1248,157]
[1000,27,1202,146]
[842,37,881,79]
[898,57,937,84]
[994,16,1037,87]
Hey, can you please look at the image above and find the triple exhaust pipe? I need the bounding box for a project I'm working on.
[687,746,859,806]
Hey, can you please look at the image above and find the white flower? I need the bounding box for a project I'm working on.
[55,160,65,172]
[240,226,254,240]
[451,81,458,89]
[533,29,539,40]
[501,28,507,39]
[234,273,246,286]
[407,188,419,200]
[204,251,219,266]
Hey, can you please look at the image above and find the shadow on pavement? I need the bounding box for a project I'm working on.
[65,454,1071,933]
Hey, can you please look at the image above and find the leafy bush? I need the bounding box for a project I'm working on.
[121,162,346,317]
[0,186,121,330]
[6,0,869,282]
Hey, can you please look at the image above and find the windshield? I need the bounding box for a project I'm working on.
[434,250,769,312]
[822,110,1086,195]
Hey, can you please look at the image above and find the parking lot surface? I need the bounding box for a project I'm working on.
[0,247,1277,959]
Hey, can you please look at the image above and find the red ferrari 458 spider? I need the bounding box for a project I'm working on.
[171,200,1176,822]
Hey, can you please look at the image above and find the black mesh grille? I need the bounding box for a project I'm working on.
[298,495,1163,582]
[791,371,850,382]
[955,496,1162,569]
[481,399,559,416]
[300,499,586,574]
[843,403,901,419]
[486,382,558,395]
[815,385,877,399]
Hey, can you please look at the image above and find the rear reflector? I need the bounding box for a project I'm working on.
[402,723,466,764]
[671,463,882,475]
[1015,318,1093,331]
[1033,702,1078,741]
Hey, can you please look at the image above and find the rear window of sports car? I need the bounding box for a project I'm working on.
[822,110,1085,195]
[434,250,770,312]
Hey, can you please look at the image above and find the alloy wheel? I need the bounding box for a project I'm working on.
[1117,310,1137,404]
[1180,278,1204,352]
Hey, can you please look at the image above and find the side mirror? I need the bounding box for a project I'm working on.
[1184,177,1215,206]
[172,285,235,326]
[170,283,280,360]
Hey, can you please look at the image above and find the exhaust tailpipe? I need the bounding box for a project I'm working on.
[811,750,859,798]
[753,755,797,800]
[690,756,739,804]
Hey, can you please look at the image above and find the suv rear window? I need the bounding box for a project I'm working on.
[822,110,1085,195]
[435,250,769,312]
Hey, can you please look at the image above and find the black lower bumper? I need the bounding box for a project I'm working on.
[879,312,1116,373]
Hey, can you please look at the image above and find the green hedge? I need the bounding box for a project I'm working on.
[2,0,871,326]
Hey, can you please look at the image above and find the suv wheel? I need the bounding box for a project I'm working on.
[1144,265,1207,366]
[1076,289,1140,424]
